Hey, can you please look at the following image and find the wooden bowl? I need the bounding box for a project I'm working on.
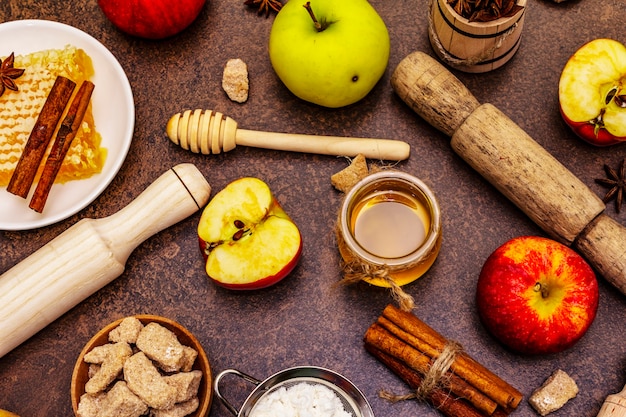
[71,315,212,417]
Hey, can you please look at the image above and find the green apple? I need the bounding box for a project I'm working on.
[268,0,390,108]
[198,177,302,289]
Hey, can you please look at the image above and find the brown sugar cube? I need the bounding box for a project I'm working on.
[83,342,132,394]
[151,397,200,417]
[83,341,124,364]
[179,345,199,372]
[124,351,178,410]
[136,322,185,372]
[222,58,249,103]
[331,154,369,192]
[97,381,148,417]
[76,392,106,417]
[109,317,144,344]
[164,370,203,403]
[529,369,579,416]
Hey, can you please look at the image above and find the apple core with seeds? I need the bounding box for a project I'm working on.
[198,177,302,290]
[559,38,626,146]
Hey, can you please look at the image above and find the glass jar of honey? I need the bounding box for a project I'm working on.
[337,171,442,287]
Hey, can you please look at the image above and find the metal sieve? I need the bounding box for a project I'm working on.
[214,366,375,417]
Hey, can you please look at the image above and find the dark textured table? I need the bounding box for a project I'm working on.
[1,0,625,416]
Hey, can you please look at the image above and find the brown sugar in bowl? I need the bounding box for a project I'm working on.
[71,315,212,417]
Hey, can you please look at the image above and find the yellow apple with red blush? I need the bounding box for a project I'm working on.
[476,236,598,355]
[198,177,302,290]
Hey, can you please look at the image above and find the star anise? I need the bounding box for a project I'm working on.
[0,52,25,98]
[447,0,524,22]
[595,158,626,213]
[244,0,282,17]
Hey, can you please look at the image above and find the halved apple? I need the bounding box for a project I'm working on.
[559,38,626,146]
[198,177,302,289]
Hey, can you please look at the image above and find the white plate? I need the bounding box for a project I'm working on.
[0,20,134,231]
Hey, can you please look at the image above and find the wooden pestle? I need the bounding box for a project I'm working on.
[597,384,626,417]
[166,109,411,161]
[0,163,211,359]
[391,51,626,294]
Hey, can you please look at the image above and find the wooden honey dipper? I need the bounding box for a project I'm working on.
[391,51,626,295]
[597,384,626,416]
[166,109,411,161]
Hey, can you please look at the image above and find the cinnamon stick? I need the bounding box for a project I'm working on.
[7,76,76,198]
[381,304,523,410]
[365,323,498,415]
[364,343,486,417]
[377,314,513,409]
[29,81,95,213]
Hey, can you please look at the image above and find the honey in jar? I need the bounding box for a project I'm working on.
[337,171,442,287]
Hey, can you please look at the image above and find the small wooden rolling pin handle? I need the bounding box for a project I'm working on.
[597,384,626,417]
[391,51,626,294]
[166,109,411,161]
[0,163,211,359]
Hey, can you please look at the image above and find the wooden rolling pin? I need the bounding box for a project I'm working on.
[166,109,411,161]
[597,384,626,416]
[0,163,211,359]
[391,51,626,294]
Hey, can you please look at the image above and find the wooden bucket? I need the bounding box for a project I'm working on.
[428,0,527,73]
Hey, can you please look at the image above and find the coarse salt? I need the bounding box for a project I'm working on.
[250,382,353,417]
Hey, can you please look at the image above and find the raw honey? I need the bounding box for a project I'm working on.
[0,46,105,187]
[338,171,442,287]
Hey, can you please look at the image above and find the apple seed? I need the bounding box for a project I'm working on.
[234,219,245,229]
[232,228,251,241]
[604,86,626,108]
[606,86,618,105]
[233,229,244,241]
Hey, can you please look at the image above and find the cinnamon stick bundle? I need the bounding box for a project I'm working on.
[7,76,76,198]
[29,81,95,213]
[365,343,486,417]
[366,323,499,415]
[364,304,522,416]
[378,312,520,409]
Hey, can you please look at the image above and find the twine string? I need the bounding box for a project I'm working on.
[340,259,415,312]
[427,0,519,67]
[379,340,464,403]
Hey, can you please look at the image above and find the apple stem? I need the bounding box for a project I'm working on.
[534,282,549,298]
[303,1,323,32]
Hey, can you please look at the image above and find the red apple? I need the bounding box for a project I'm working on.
[476,236,598,355]
[97,0,206,39]
[559,38,626,146]
[198,177,302,290]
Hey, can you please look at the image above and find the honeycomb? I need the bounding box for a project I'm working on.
[0,45,106,187]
